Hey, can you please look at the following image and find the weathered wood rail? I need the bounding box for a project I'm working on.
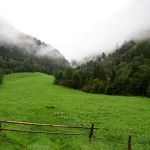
[0,120,98,142]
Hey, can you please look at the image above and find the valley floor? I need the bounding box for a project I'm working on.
[0,72,149,150]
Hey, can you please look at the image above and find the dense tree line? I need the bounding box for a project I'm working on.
[0,40,69,75]
[54,40,150,97]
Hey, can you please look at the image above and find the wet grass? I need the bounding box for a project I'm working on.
[0,72,149,150]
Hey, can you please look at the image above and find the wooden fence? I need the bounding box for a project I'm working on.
[0,120,133,149]
[0,120,98,142]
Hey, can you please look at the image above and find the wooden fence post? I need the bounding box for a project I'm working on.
[0,120,98,142]
[0,121,1,134]
[128,135,131,150]
[89,123,94,143]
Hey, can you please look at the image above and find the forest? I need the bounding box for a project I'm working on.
[0,35,69,84]
[54,40,150,97]
[1,34,150,98]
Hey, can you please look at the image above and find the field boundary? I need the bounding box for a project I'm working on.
[0,120,98,142]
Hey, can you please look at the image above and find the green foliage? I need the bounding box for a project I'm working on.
[54,40,150,97]
[62,68,73,87]
[0,39,69,75]
[93,62,106,80]
[72,69,85,89]
[102,52,106,59]
[83,78,107,94]
[118,40,135,54]
[0,73,149,150]
[53,69,63,85]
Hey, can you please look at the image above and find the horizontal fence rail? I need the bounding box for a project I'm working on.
[0,120,133,148]
[0,128,87,136]
[0,120,98,142]
[0,120,98,129]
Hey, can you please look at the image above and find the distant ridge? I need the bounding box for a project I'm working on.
[0,18,69,74]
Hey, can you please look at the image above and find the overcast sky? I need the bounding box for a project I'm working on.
[0,0,150,61]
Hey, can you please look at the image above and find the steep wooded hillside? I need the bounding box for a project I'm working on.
[0,19,69,77]
[54,40,150,97]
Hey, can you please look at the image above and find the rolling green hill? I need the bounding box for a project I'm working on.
[0,73,150,150]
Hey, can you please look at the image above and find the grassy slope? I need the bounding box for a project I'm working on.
[0,72,149,150]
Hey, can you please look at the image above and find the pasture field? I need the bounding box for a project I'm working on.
[0,72,149,150]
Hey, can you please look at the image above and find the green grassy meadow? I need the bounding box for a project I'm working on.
[0,72,149,150]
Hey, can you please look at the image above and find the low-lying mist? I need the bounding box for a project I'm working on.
[68,0,150,61]
[0,18,64,59]
[0,0,150,62]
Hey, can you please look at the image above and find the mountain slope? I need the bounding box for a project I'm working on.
[0,18,69,74]
[54,39,150,97]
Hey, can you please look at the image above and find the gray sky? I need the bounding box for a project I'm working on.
[0,0,150,61]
